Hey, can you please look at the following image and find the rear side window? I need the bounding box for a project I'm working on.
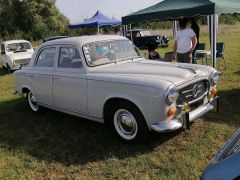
[58,47,82,69]
[36,47,56,67]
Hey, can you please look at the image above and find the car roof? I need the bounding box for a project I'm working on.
[41,35,128,47]
[2,40,31,45]
[43,36,69,43]
[128,29,147,32]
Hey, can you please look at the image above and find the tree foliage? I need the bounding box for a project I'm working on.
[0,0,69,41]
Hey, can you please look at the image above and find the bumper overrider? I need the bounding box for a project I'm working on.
[151,96,219,132]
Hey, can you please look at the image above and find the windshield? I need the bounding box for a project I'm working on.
[83,40,142,67]
[141,30,151,36]
[6,42,32,52]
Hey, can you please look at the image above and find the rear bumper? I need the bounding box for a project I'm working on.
[151,96,219,133]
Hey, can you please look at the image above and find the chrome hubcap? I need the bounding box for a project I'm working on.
[114,109,138,140]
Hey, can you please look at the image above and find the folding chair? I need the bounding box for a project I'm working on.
[216,42,226,69]
[163,52,173,62]
[193,43,206,64]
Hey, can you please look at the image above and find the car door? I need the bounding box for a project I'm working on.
[30,46,56,106]
[52,45,88,113]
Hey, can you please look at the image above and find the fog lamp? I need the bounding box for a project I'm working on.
[183,103,191,112]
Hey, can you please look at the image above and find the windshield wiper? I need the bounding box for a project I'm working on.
[116,56,143,62]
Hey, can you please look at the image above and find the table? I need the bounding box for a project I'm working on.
[194,50,211,64]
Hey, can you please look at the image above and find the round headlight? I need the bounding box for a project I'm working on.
[210,70,220,85]
[165,86,179,105]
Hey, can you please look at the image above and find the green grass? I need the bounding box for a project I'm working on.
[0,29,240,179]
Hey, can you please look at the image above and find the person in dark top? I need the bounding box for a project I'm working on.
[147,43,162,60]
[191,18,200,63]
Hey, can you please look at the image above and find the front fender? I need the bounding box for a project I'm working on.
[87,79,166,129]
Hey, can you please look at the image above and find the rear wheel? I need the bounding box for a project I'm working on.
[108,101,149,143]
[27,91,39,112]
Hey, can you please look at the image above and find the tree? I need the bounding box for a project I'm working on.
[0,0,69,41]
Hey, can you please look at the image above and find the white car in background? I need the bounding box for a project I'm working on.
[0,40,34,71]
[13,35,220,143]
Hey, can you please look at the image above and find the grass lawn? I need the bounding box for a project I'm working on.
[0,29,239,179]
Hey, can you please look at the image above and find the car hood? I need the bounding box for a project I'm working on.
[88,59,210,87]
[8,51,32,61]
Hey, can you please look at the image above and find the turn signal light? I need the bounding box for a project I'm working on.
[211,88,218,95]
[167,107,176,117]
[208,88,218,100]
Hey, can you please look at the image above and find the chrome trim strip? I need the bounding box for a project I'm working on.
[188,91,208,105]
[151,119,182,133]
[188,104,214,122]
[182,89,193,94]
[151,96,218,133]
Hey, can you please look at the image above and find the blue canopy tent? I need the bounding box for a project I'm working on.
[68,10,121,34]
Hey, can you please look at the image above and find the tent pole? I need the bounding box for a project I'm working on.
[123,25,127,37]
[68,28,71,37]
[210,14,217,68]
[97,25,99,34]
[130,24,133,41]
[172,20,177,39]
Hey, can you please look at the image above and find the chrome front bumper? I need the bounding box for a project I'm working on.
[151,96,219,133]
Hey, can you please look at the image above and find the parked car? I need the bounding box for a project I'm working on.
[127,29,169,48]
[43,36,68,43]
[201,128,240,180]
[13,35,220,143]
[0,40,34,71]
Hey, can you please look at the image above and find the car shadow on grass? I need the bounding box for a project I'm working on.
[0,67,10,76]
[234,69,240,76]
[203,88,240,126]
[0,97,181,166]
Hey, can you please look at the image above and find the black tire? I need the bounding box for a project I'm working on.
[107,101,150,143]
[6,64,11,73]
[27,90,40,112]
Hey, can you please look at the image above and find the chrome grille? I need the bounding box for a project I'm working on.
[177,80,209,105]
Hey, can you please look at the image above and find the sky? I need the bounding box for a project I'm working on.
[55,0,161,24]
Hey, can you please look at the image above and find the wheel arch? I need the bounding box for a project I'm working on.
[103,97,146,124]
[21,85,34,97]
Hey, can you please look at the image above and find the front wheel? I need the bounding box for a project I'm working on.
[6,64,11,73]
[109,101,150,143]
[27,91,39,112]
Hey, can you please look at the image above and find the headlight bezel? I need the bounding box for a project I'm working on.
[165,86,179,105]
[210,70,221,85]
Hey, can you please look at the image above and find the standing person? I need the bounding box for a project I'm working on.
[191,18,200,63]
[116,26,123,36]
[173,18,197,63]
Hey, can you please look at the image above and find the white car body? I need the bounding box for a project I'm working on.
[13,35,220,142]
[0,40,34,70]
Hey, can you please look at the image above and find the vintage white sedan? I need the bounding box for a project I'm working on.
[0,40,34,71]
[13,35,220,143]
